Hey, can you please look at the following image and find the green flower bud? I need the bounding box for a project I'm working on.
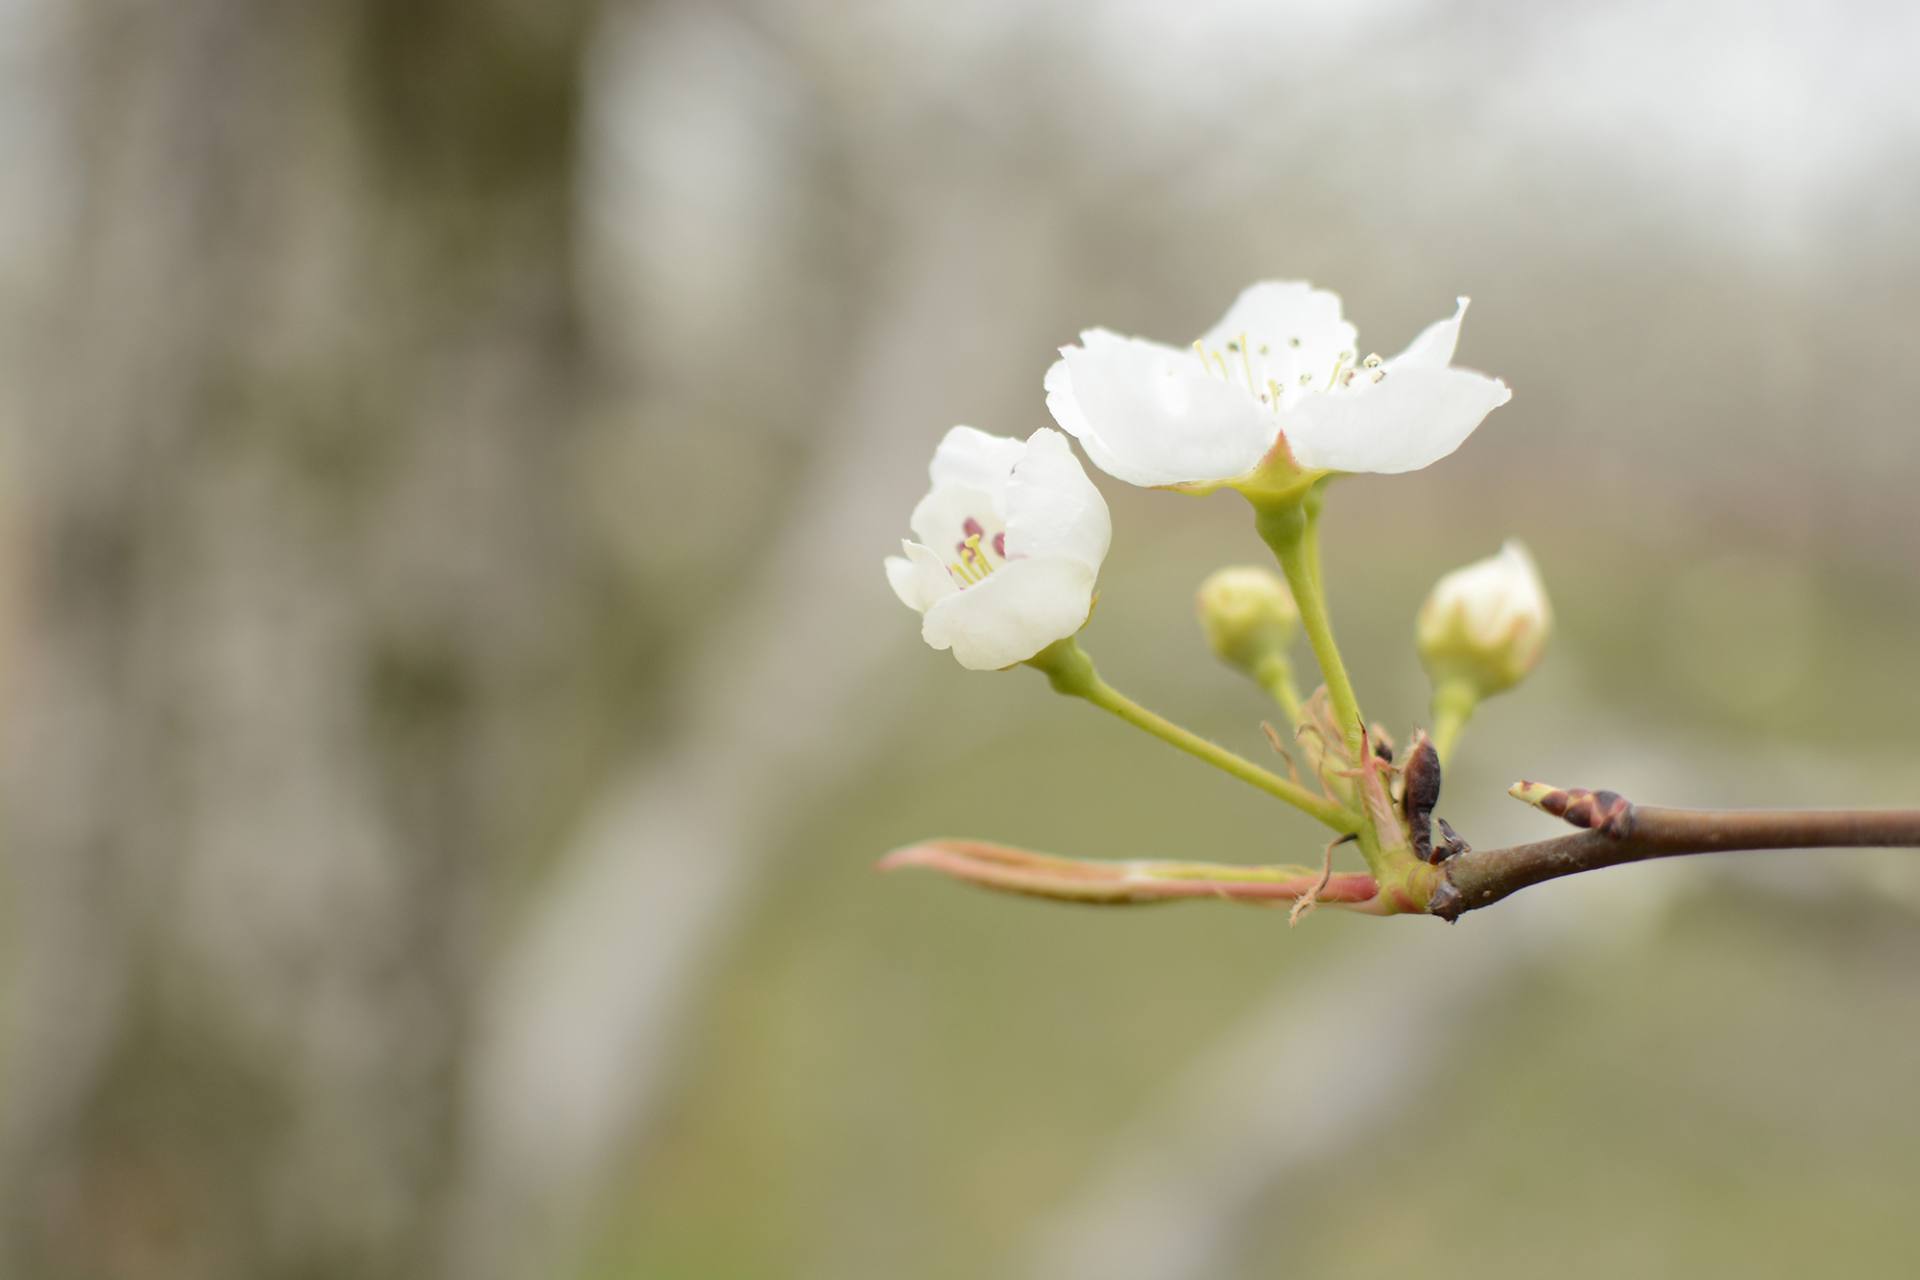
[1196,566,1300,680]
[1416,540,1552,700]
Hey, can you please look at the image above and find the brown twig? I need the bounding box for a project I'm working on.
[1430,790,1920,921]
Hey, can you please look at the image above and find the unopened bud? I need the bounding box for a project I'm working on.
[1416,540,1552,700]
[1196,566,1300,679]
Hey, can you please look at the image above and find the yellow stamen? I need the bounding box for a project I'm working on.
[962,532,995,578]
[1326,351,1349,390]
[1237,331,1255,393]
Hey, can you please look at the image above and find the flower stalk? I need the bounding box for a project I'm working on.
[1026,638,1356,833]
[1252,485,1365,763]
[1429,675,1479,768]
[1255,655,1305,726]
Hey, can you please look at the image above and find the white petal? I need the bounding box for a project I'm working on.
[1055,331,1276,487]
[1044,353,1091,439]
[1463,540,1551,637]
[921,556,1097,671]
[1003,428,1111,570]
[928,425,1025,498]
[908,483,999,551]
[1283,366,1512,475]
[1426,540,1551,648]
[1417,538,1551,688]
[1392,296,1470,371]
[1047,353,1156,490]
[1200,280,1358,389]
[884,540,956,613]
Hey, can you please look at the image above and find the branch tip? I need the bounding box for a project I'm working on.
[1510,780,1635,837]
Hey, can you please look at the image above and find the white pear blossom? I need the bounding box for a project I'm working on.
[1045,281,1512,491]
[886,426,1111,671]
[1416,539,1552,696]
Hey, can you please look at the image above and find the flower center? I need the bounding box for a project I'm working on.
[947,515,1008,588]
[1189,332,1387,411]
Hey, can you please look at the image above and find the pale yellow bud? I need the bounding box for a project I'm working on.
[1416,540,1552,700]
[1196,566,1300,679]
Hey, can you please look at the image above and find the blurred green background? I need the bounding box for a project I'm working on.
[0,1,1917,1277]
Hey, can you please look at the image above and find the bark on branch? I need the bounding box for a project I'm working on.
[1430,790,1920,921]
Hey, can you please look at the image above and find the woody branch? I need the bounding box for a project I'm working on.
[1428,787,1920,921]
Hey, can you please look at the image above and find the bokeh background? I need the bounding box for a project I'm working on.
[1,1,1918,1277]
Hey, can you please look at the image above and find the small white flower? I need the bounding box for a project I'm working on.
[1045,281,1512,490]
[885,426,1111,671]
[1416,540,1552,696]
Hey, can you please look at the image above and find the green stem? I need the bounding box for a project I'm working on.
[1253,487,1365,760]
[1430,677,1479,769]
[1253,653,1304,726]
[1028,639,1357,833]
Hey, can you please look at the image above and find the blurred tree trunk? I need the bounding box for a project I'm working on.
[0,1,606,1276]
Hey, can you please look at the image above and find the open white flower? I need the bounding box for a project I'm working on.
[1416,539,1552,697]
[1045,281,1512,491]
[885,426,1111,671]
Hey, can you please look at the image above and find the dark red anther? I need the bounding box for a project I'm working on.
[958,517,994,561]
[992,531,1006,558]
